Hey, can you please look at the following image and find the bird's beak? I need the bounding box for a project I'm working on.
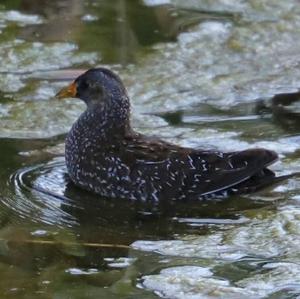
[56,82,77,99]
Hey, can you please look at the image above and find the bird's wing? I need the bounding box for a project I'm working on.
[118,133,278,198]
[183,148,278,197]
[119,133,190,162]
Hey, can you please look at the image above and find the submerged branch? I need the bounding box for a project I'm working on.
[1,238,130,250]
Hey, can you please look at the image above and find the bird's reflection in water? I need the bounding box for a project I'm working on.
[21,158,272,246]
[3,154,281,283]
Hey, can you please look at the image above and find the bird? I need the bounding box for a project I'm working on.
[56,67,286,201]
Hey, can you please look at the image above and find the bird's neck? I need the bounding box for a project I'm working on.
[79,97,131,139]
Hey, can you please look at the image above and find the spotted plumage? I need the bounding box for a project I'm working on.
[56,68,282,201]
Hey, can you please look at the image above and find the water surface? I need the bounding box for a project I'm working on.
[0,0,300,298]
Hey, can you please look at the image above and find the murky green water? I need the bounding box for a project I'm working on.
[0,0,299,298]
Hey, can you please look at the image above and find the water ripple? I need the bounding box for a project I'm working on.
[7,157,78,227]
[5,155,267,239]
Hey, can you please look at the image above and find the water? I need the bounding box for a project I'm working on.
[0,0,299,298]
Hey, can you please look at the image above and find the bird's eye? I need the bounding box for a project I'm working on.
[80,80,89,90]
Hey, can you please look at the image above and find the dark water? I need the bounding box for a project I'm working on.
[0,0,300,298]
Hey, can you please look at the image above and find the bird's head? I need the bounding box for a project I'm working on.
[56,68,128,108]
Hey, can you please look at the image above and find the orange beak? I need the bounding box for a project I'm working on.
[55,82,77,99]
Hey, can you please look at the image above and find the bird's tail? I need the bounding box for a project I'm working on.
[228,169,299,195]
